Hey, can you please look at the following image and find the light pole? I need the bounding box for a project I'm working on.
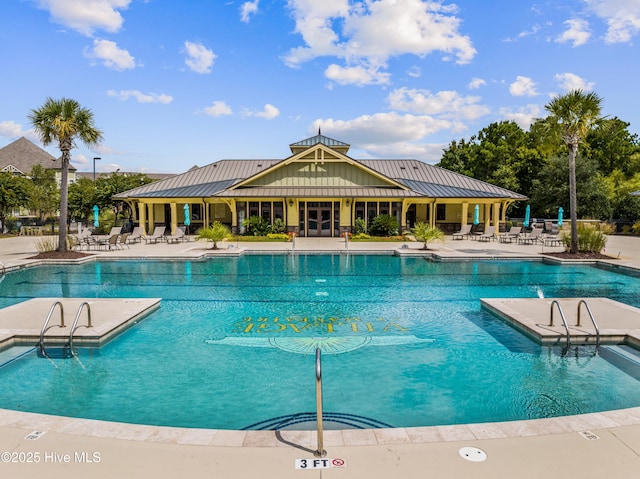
[93,157,101,181]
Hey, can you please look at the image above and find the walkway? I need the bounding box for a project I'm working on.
[1,234,640,478]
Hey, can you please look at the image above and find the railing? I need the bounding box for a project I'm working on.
[38,301,65,358]
[577,300,600,351]
[0,260,6,276]
[314,347,326,458]
[69,302,93,357]
[549,300,571,349]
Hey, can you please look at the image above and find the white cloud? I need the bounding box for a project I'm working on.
[499,104,542,130]
[33,0,131,36]
[554,72,595,92]
[509,76,538,97]
[0,121,29,138]
[203,101,233,117]
[184,41,216,74]
[245,104,280,119]
[325,63,391,86]
[107,90,173,104]
[407,66,421,78]
[468,77,486,90]
[85,38,136,70]
[556,19,590,47]
[314,112,455,161]
[386,88,490,120]
[284,0,476,85]
[585,0,640,43]
[240,1,259,23]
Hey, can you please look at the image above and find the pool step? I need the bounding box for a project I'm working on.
[600,345,640,380]
[243,412,394,430]
[0,346,35,369]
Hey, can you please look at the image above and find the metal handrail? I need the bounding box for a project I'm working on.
[314,347,326,458]
[549,300,571,349]
[577,300,600,351]
[38,301,65,358]
[69,302,92,357]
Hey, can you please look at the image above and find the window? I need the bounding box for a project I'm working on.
[436,204,446,221]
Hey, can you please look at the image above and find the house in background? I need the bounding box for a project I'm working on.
[0,137,77,187]
[114,133,527,236]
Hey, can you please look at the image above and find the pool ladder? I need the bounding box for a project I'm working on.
[549,300,600,353]
[38,301,92,359]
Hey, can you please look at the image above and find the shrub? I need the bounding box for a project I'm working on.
[369,214,399,236]
[195,222,231,249]
[354,218,367,235]
[633,222,640,236]
[266,233,290,240]
[5,216,19,234]
[272,218,286,234]
[351,233,371,239]
[561,223,607,253]
[242,215,271,236]
[34,236,59,252]
[412,222,445,250]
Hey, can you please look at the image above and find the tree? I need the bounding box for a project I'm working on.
[0,172,30,233]
[412,222,444,250]
[29,97,103,252]
[68,177,98,222]
[196,222,231,249]
[543,90,604,254]
[27,164,59,225]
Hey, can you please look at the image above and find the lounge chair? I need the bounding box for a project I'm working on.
[478,226,496,242]
[452,224,472,240]
[117,233,130,249]
[499,226,522,243]
[517,227,543,245]
[144,226,166,244]
[127,226,144,244]
[166,227,186,243]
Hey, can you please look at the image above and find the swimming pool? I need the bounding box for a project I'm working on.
[1,255,640,430]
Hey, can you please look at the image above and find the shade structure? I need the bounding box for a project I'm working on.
[557,207,563,227]
[523,205,530,228]
[93,205,99,228]
[183,204,191,226]
[473,204,480,225]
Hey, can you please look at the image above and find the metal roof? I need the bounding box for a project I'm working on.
[114,155,525,201]
[290,134,349,149]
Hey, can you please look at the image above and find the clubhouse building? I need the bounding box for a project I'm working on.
[114,133,526,237]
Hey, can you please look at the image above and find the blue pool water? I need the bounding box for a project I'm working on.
[1,255,640,430]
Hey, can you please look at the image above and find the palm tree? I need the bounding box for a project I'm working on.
[412,222,445,250]
[544,90,603,254]
[29,98,103,252]
[196,222,232,249]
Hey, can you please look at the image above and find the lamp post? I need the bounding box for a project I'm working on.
[93,157,101,181]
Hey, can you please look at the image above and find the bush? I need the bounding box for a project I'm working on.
[369,214,399,236]
[195,222,231,249]
[351,233,371,239]
[561,223,607,253]
[354,218,367,235]
[633,222,640,235]
[412,222,445,249]
[272,218,286,234]
[34,236,59,252]
[242,215,271,236]
[5,216,19,233]
[266,233,290,240]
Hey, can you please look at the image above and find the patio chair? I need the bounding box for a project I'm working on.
[478,226,496,242]
[117,233,130,249]
[144,226,166,244]
[166,227,186,244]
[517,227,544,245]
[127,226,144,244]
[452,224,472,240]
[499,226,522,243]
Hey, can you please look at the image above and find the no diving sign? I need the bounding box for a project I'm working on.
[295,458,347,469]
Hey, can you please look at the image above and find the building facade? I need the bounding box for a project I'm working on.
[114,134,527,236]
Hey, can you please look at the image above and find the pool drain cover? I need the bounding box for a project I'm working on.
[459,447,487,462]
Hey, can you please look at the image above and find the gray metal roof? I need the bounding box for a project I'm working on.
[114,157,525,201]
[290,134,349,149]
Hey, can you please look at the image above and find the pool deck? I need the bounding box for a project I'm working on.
[1,234,640,478]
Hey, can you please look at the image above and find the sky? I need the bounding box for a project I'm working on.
[1,0,640,174]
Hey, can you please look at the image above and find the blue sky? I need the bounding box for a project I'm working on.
[1,0,639,174]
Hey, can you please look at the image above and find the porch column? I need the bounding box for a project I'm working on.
[138,202,147,234]
[461,202,469,227]
[484,204,491,228]
[147,204,155,231]
[170,202,177,234]
[429,203,435,228]
[492,202,500,230]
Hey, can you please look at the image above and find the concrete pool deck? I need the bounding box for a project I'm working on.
[1,234,640,478]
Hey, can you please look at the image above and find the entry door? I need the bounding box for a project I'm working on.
[307,204,332,237]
